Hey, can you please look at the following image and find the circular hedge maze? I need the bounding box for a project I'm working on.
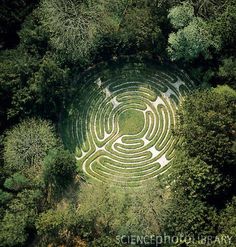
[60,60,194,187]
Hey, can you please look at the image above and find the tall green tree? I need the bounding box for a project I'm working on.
[0,49,40,126]
[216,197,236,246]
[218,57,236,89]
[39,0,121,63]
[0,189,43,247]
[168,1,194,29]
[78,181,168,241]
[43,148,77,200]
[170,152,231,202]
[173,85,236,207]
[163,195,218,240]
[176,86,236,168]
[3,118,59,178]
[31,56,70,118]
[4,173,31,192]
[167,2,221,61]
[36,205,84,246]
[39,0,166,63]
[0,10,70,130]
[207,0,236,47]
[0,0,38,49]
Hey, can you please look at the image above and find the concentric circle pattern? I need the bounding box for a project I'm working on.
[60,60,194,186]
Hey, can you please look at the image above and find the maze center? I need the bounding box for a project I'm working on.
[118,109,144,135]
[59,60,194,187]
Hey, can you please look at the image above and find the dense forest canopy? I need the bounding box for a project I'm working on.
[0,0,235,246]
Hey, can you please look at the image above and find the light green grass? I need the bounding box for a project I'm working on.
[118,109,144,135]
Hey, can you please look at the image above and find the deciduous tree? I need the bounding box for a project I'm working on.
[3,118,59,177]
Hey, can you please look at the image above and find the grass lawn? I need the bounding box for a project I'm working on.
[118,109,144,135]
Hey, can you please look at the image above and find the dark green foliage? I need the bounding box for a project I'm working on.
[165,86,236,243]
[216,197,236,246]
[163,195,218,238]
[0,189,43,247]
[4,173,31,192]
[0,114,74,246]
[0,11,69,130]
[190,0,230,18]
[0,212,29,246]
[218,57,236,89]
[170,152,231,202]
[176,86,236,168]
[0,0,38,49]
[42,148,76,204]
[0,189,13,205]
[39,0,168,63]
[43,148,76,193]
[36,205,80,246]
[211,0,236,47]
[18,9,49,56]
[174,86,236,208]
[31,56,70,118]
[0,49,40,123]
[118,4,163,51]
[0,48,69,129]
[8,189,42,223]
